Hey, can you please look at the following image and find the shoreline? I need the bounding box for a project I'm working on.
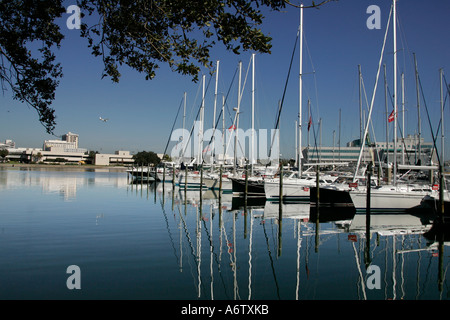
[0,163,129,172]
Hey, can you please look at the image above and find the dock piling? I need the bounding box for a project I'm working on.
[245,164,248,204]
[184,165,188,195]
[163,165,166,184]
[365,163,372,266]
[279,165,283,204]
[439,164,445,224]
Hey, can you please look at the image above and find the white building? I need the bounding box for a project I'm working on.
[0,139,15,149]
[3,133,134,166]
[62,132,79,147]
[304,134,437,166]
[43,132,86,153]
[95,151,134,166]
[1,132,88,163]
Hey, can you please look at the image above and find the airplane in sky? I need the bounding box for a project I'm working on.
[99,117,109,122]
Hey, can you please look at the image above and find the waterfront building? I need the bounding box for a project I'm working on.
[95,151,134,166]
[304,145,376,164]
[0,139,15,149]
[62,132,79,147]
[2,133,135,166]
[304,134,437,166]
[43,132,86,153]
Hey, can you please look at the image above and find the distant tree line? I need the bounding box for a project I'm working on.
[0,149,9,162]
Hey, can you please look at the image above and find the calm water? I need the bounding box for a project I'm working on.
[0,167,449,300]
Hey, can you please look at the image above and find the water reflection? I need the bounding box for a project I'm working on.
[0,167,129,201]
[143,179,450,300]
[1,168,449,299]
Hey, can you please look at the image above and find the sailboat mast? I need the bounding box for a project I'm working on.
[295,120,298,163]
[353,3,392,182]
[359,65,363,143]
[440,68,445,164]
[339,108,341,162]
[182,91,187,162]
[183,92,186,134]
[440,68,445,220]
[308,99,311,148]
[199,74,206,165]
[384,64,389,165]
[401,72,405,164]
[393,0,398,185]
[298,3,304,173]
[251,53,255,174]
[414,53,422,164]
[222,95,226,166]
[212,61,220,169]
[233,61,242,174]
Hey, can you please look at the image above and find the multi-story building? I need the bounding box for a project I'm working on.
[41,133,135,164]
[2,133,135,166]
[303,134,437,166]
[43,132,86,153]
[62,132,79,147]
[7,132,88,163]
[376,134,435,166]
[0,140,15,149]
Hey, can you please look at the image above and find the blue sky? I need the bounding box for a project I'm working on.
[1,0,449,159]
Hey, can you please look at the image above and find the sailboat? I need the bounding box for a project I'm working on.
[419,68,449,218]
[349,183,438,213]
[230,169,271,197]
[264,170,338,201]
[262,4,340,201]
[350,0,440,213]
[154,162,176,182]
[313,0,440,213]
[220,54,280,195]
[203,170,234,191]
[177,75,208,189]
[205,59,247,193]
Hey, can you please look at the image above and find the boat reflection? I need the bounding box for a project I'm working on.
[2,168,448,299]
[147,180,449,300]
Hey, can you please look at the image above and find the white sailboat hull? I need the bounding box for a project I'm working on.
[349,185,437,213]
[264,179,314,201]
[203,176,233,191]
[264,174,338,201]
[177,172,205,188]
[156,172,173,182]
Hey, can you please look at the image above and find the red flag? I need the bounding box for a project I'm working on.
[228,124,236,131]
[203,145,211,153]
[307,116,312,131]
[388,109,396,123]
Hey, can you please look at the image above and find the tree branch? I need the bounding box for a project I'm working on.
[283,0,338,9]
